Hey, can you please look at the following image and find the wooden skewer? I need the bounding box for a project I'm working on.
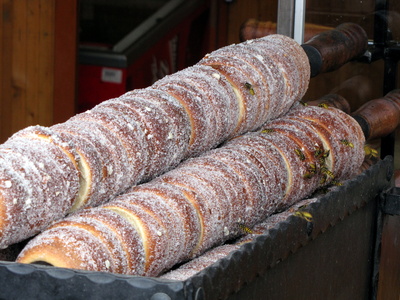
[352,89,400,141]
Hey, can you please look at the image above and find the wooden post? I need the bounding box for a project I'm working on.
[0,0,77,143]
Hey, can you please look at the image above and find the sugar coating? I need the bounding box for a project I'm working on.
[165,165,232,239]
[259,132,314,206]
[224,134,288,211]
[115,190,187,271]
[220,141,284,214]
[89,102,151,179]
[199,54,264,134]
[199,53,270,128]
[261,121,323,188]
[175,161,238,236]
[54,119,123,207]
[174,65,240,142]
[53,215,128,273]
[102,200,168,277]
[205,147,268,227]
[287,105,365,180]
[326,108,365,178]
[209,45,276,122]
[131,181,201,261]
[18,226,116,272]
[9,125,80,171]
[70,111,135,193]
[0,155,38,249]
[240,44,287,119]
[158,169,227,256]
[247,34,310,104]
[261,35,310,97]
[252,42,298,112]
[73,207,145,275]
[50,128,104,211]
[162,196,319,281]
[122,88,191,171]
[180,156,249,238]
[0,137,79,248]
[151,74,216,157]
[94,97,183,181]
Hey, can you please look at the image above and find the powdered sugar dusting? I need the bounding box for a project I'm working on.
[0,135,79,248]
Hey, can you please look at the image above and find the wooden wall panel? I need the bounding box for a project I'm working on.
[0,0,77,143]
[377,215,400,300]
[1,1,14,142]
[53,0,77,125]
[0,0,13,142]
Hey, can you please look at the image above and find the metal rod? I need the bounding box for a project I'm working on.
[277,0,295,38]
[374,0,389,47]
[293,0,306,44]
[377,0,397,159]
[383,57,398,95]
[380,57,398,159]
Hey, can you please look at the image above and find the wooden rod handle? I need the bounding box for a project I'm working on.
[239,19,332,42]
[239,19,277,41]
[394,169,400,187]
[301,23,368,77]
[352,89,400,141]
[306,94,351,114]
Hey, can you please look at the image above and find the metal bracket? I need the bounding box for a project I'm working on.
[277,0,306,44]
[380,187,400,215]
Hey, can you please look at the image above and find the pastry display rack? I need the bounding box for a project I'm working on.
[0,0,399,299]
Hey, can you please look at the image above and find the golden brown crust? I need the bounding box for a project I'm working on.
[131,181,201,260]
[70,207,144,274]
[53,119,122,207]
[17,226,115,272]
[222,137,286,213]
[178,156,250,238]
[121,88,191,171]
[0,136,80,248]
[157,172,212,257]
[287,105,365,180]
[102,200,168,276]
[50,217,127,274]
[151,67,237,157]
[199,55,265,134]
